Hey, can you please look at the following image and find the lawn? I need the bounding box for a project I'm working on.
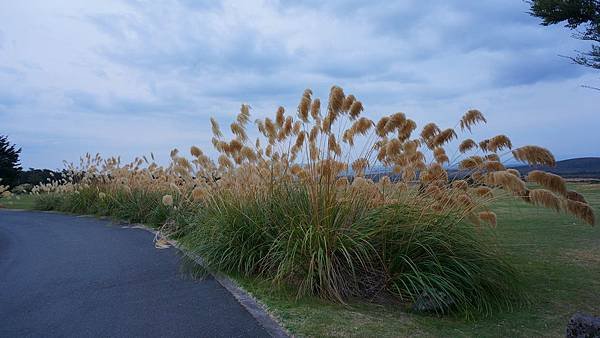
[234,183,600,337]
[0,194,36,210]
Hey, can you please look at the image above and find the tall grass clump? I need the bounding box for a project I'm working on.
[31,86,594,316]
[183,183,377,301]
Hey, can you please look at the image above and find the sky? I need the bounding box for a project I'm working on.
[1,0,599,170]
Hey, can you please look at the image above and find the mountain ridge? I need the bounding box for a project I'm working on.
[511,157,600,178]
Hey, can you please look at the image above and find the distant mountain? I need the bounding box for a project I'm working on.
[365,157,600,182]
[510,157,600,179]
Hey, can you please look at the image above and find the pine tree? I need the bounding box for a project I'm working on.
[0,135,22,187]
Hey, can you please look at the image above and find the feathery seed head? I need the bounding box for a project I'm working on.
[527,170,567,197]
[398,119,417,141]
[349,100,364,119]
[420,123,441,140]
[474,186,493,198]
[529,189,562,212]
[310,98,321,120]
[231,122,248,142]
[351,158,369,177]
[210,118,223,138]
[512,146,556,167]
[507,168,521,177]
[566,190,587,204]
[237,104,250,125]
[342,94,356,112]
[459,139,478,153]
[488,135,512,152]
[460,109,487,132]
[452,179,468,191]
[565,200,595,225]
[190,146,203,158]
[328,86,345,116]
[162,194,174,207]
[298,89,312,122]
[376,117,390,137]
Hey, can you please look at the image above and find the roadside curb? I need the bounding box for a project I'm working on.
[123,222,291,338]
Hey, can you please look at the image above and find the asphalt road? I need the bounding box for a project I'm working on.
[0,210,270,337]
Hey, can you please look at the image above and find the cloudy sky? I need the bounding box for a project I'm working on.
[1,0,598,169]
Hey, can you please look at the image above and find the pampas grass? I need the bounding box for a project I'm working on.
[30,85,594,317]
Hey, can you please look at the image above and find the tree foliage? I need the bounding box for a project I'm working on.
[529,0,600,69]
[0,135,22,187]
[18,168,64,187]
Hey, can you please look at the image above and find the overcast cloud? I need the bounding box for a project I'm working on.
[1,0,598,169]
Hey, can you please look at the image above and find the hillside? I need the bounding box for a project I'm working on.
[511,157,600,179]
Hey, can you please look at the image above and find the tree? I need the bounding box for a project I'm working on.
[528,0,600,70]
[0,135,22,187]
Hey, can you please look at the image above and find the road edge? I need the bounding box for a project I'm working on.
[115,220,290,338]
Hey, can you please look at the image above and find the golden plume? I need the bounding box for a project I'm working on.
[512,146,556,167]
[487,135,512,152]
[237,104,250,125]
[460,109,487,132]
[565,200,595,225]
[210,118,222,138]
[566,190,587,204]
[349,101,364,119]
[459,139,478,153]
[298,89,312,122]
[529,189,562,212]
[310,98,321,120]
[527,170,567,197]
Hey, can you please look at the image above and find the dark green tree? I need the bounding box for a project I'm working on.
[528,0,600,69]
[0,135,22,187]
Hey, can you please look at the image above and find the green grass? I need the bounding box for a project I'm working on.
[26,183,600,337]
[231,183,600,337]
[0,194,36,210]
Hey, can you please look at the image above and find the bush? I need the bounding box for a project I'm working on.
[34,187,174,229]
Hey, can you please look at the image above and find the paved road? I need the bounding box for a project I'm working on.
[0,210,270,337]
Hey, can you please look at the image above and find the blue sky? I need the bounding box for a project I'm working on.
[1,0,598,169]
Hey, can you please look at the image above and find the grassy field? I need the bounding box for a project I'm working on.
[3,184,598,337]
[234,183,600,337]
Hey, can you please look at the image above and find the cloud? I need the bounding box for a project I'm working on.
[0,0,597,169]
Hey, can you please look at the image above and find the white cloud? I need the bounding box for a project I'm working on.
[1,0,598,169]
